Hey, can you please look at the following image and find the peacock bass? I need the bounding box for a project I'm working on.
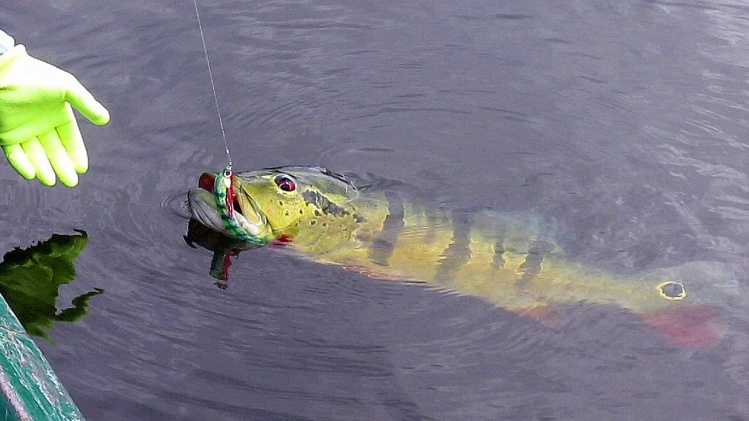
[187,166,728,349]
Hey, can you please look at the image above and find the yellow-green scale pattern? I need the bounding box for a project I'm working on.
[291,190,682,317]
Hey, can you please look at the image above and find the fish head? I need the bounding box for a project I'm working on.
[188,166,359,242]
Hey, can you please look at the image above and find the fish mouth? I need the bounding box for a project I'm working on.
[187,172,271,239]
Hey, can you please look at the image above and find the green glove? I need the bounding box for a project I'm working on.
[0,45,110,187]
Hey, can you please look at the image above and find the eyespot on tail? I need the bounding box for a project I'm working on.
[638,305,723,350]
[657,281,686,300]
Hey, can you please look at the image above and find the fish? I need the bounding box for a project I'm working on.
[187,166,736,349]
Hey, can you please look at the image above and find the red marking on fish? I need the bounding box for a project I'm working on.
[269,234,293,248]
[639,305,723,350]
[518,305,566,328]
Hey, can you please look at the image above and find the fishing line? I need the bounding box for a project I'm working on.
[193,0,232,168]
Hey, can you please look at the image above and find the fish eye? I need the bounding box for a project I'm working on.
[275,176,296,192]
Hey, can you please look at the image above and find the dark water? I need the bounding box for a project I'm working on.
[3,1,749,419]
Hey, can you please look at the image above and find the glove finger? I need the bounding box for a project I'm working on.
[57,117,89,174]
[39,130,78,187]
[2,143,35,180]
[64,78,110,126]
[22,138,56,186]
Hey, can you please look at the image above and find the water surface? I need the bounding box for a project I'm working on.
[2,1,749,419]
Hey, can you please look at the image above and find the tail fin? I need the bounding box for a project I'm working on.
[638,305,723,350]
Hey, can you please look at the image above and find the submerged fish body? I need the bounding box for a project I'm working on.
[188,166,732,349]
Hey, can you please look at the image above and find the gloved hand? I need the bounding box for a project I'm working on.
[0,45,110,187]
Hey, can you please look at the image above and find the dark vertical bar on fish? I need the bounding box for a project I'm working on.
[517,238,553,286]
[368,191,405,266]
[434,211,473,283]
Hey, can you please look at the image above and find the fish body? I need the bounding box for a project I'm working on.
[188,166,728,348]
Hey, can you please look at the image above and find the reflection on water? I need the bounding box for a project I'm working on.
[0,231,102,340]
[184,219,263,286]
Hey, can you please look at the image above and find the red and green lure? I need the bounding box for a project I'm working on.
[213,165,272,246]
[205,164,273,283]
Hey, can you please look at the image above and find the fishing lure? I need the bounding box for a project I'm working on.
[213,165,271,246]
